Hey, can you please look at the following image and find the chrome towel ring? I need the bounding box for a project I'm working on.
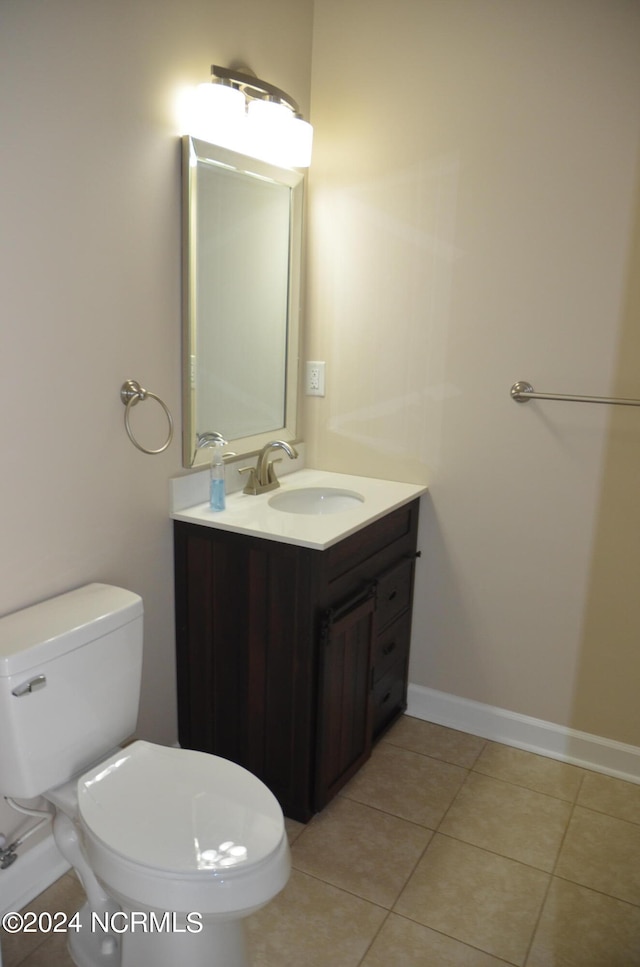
[120,380,174,454]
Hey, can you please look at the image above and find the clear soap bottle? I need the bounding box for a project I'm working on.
[209,439,227,512]
[196,433,234,512]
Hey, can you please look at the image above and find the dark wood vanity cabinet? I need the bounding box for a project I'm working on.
[174,498,420,822]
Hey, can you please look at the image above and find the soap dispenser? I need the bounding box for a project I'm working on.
[196,433,235,512]
[209,438,229,511]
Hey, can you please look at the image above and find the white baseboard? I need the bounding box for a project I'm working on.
[407,683,640,785]
[0,833,69,917]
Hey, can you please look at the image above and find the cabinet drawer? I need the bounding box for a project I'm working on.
[325,504,415,584]
[372,658,407,739]
[376,557,414,631]
[372,612,410,684]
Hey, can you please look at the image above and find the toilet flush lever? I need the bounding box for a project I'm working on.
[12,675,46,697]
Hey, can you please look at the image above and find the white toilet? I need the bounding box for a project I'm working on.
[0,583,290,967]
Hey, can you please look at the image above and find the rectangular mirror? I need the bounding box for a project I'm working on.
[182,136,303,468]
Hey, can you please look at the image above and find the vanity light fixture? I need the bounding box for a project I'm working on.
[185,64,313,169]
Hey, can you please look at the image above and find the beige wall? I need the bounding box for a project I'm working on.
[307,0,640,743]
[0,0,313,838]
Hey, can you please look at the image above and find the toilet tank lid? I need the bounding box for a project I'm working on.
[0,584,143,678]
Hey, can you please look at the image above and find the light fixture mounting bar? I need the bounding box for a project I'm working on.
[211,65,301,116]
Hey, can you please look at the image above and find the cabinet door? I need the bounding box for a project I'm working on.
[315,587,375,810]
[174,521,316,822]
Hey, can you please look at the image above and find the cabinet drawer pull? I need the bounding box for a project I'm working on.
[382,640,397,657]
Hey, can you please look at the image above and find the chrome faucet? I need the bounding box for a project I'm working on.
[239,440,299,495]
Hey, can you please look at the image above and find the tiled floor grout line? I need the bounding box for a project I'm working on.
[355,908,392,966]
[382,735,489,773]
[520,866,555,965]
[432,762,474,831]
[470,766,583,802]
[522,769,586,966]
[287,859,391,912]
[551,870,640,908]
[10,926,49,967]
[380,735,595,807]
[292,796,437,902]
[364,912,526,967]
[572,795,640,830]
[426,829,562,876]
[285,850,403,967]
[339,788,439,832]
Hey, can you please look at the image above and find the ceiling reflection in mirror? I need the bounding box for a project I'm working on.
[182,136,303,468]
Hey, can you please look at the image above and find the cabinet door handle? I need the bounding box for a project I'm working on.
[321,583,376,642]
[381,690,391,705]
[325,583,376,624]
[382,640,397,657]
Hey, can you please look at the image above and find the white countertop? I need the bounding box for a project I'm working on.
[171,468,427,550]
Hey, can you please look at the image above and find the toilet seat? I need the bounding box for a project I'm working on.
[77,741,290,915]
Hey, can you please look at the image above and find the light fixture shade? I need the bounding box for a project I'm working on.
[183,72,313,168]
[244,99,290,166]
[246,99,313,168]
[286,116,314,168]
[185,83,246,148]
[247,98,292,126]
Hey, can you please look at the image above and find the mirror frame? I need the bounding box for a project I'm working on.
[181,135,304,468]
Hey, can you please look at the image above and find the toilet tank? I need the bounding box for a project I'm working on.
[0,583,143,798]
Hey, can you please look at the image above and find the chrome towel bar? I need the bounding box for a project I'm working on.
[510,381,640,408]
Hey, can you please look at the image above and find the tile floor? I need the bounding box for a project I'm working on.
[3,714,640,966]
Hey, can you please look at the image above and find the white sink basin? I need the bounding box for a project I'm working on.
[269,487,365,515]
[171,468,427,549]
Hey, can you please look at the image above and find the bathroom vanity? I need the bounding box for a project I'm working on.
[172,469,424,822]
[178,135,426,821]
